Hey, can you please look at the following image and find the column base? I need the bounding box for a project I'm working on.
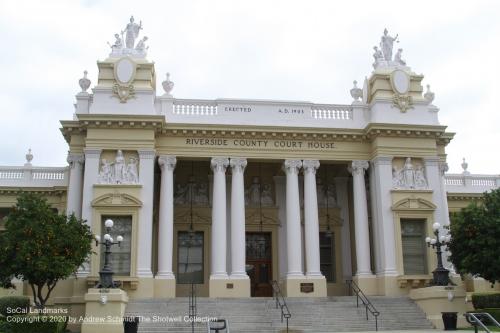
[375,273,401,296]
[283,276,327,297]
[154,276,176,298]
[209,276,250,297]
[81,288,128,333]
[409,285,470,329]
[353,274,378,295]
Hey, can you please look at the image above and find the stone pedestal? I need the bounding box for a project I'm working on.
[283,276,327,297]
[81,288,128,333]
[353,275,378,295]
[409,285,472,329]
[209,277,250,297]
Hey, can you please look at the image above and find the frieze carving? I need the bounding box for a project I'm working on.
[392,197,436,211]
[316,178,337,207]
[92,192,142,207]
[244,176,274,207]
[392,157,427,190]
[174,176,209,206]
[392,93,413,113]
[98,150,139,185]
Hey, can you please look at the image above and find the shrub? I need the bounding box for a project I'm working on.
[0,316,68,333]
[472,293,500,309]
[0,296,30,317]
[483,308,500,322]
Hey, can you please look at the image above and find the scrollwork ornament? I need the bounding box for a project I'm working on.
[112,83,135,103]
[211,157,229,173]
[392,93,413,113]
[282,160,302,175]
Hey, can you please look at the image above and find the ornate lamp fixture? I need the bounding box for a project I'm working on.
[94,219,123,288]
[425,222,451,286]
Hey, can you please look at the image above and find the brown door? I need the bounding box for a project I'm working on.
[246,232,272,297]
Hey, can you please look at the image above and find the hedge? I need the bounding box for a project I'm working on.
[0,296,30,317]
[472,293,500,309]
[0,315,68,333]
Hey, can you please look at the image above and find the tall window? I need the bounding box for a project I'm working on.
[177,231,204,284]
[319,232,336,282]
[101,215,132,276]
[401,219,427,275]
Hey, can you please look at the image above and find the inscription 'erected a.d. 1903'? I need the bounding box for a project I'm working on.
[184,138,335,149]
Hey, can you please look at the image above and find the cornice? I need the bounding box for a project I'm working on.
[0,187,67,196]
[364,123,455,145]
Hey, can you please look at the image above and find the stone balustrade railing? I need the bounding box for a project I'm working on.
[173,99,218,116]
[445,174,500,193]
[0,166,68,188]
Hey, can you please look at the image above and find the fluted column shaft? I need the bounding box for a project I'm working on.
[157,155,176,278]
[66,153,84,217]
[230,157,248,278]
[283,159,304,277]
[351,160,372,276]
[303,160,323,277]
[211,157,230,278]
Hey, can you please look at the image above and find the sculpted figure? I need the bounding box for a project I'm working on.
[326,184,337,207]
[174,183,187,204]
[414,166,427,188]
[122,16,142,49]
[402,157,415,189]
[108,33,123,51]
[248,177,261,206]
[126,157,139,183]
[195,182,209,206]
[372,46,384,69]
[135,36,148,52]
[394,48,406,66]
[392,167,404,188]
[114,150,126,184]
[380,28,398,61]
[261,184,274,206]
[98,159,113,184]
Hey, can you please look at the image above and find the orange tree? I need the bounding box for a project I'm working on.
[448,188,500,286]
[0,192,93,308]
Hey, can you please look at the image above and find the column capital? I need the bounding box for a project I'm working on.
[67,153,84,168]
[138,149,156,160]
[229,157,247,173]
[158,155,177,171]
[302,160,320,174]
[211,157,229,173]
[350,160,369,175]
[371,156,393,166]
[282,159,302,175]
[439,162,449,176]
[83,148,102,158]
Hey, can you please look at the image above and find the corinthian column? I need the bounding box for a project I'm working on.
[302,160,323,277]
[229,157,248,278]
[157,155,176,279]
[283,159,304,277]
[350,160,372,276]
[66,153,84,218]
[211,157,229,278]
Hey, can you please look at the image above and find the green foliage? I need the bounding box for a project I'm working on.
[0,192,94,308]
[448,188,500,286]
[0,315,68,333]
[472,293,500,309]
[0,296,30,317]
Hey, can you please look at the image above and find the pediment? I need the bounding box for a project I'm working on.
[392,197,436,211]
[91,192,142,207]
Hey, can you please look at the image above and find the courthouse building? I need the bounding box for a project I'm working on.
[1,21,499,307]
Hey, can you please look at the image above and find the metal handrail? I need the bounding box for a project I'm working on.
[346,279,380,331]
[465,312,500,333]
[271,280,291,333]
[189,283,197,333]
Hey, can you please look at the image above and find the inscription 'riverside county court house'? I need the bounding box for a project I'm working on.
[184,138,335,149]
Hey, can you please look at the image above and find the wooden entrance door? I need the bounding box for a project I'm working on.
[246,232,272,297]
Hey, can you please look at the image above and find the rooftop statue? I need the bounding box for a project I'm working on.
[380,28,398,61]
[107,16,148,58]
[122,16,143,49]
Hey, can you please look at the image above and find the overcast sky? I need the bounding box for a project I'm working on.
[0,0,499,174]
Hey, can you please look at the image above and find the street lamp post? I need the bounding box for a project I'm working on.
[425,222,451,286]
[94,219,124,289]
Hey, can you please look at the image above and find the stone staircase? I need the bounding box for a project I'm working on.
[124,296,434,333]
